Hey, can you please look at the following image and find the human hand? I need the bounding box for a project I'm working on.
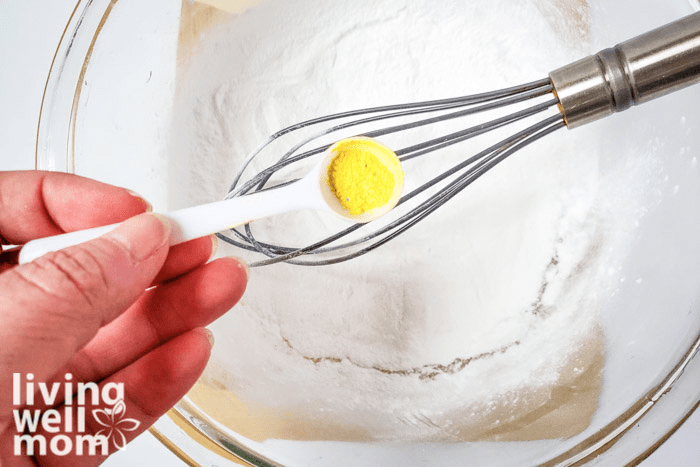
[0,171,248,466]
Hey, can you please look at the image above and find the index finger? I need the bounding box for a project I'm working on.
[0,171,150,245]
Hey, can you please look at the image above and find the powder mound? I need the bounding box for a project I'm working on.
[171,0,655,442]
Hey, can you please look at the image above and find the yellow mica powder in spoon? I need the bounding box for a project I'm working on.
[326,138,404,217]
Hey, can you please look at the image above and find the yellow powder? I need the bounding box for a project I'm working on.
[327,144,396,216]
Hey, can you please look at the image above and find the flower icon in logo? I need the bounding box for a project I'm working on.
[93,399,140,451]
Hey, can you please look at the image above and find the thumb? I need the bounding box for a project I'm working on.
[0,213,170,405]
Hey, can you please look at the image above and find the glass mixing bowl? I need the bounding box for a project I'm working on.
[38,0,700,465]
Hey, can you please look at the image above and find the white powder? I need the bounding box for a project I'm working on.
[170,0,661,441]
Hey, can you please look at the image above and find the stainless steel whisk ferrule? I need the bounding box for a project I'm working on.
[550,12,700,128]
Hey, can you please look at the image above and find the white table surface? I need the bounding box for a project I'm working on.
[1,1,698,466]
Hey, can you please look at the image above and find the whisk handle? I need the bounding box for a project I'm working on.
[550,11,700,129]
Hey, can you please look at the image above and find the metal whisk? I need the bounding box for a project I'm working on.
[218,12,700,267]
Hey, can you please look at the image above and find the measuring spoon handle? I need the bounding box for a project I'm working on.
[19,181,316,264]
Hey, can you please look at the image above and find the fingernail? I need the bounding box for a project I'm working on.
[127,189,153,213]
[205,328,215,348]
[104,213,170,262]
[209,234,219,260]
[229,256,250,280]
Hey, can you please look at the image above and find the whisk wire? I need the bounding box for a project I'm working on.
[217,78,564,266]
[235,114,564,266]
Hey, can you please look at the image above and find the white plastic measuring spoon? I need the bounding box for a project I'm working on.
[18,138,403,264]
